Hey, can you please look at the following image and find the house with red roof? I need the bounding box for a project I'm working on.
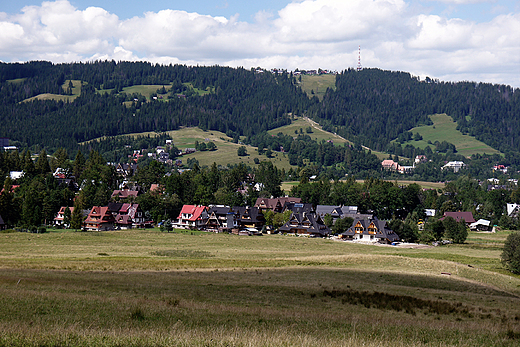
[174,205,208,229]
[439,212,476,226]
[111,189,139,200]
[53,206,74,227]
[84,206,116,231]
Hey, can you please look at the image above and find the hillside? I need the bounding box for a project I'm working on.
[399,114,502,157]
[298,73,336,100]
[1,62,520,174]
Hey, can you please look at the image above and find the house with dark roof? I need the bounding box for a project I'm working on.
[174,205,209,229]
[254,197,302,213]
[231,206,265,231]
[0,214,5,230]
[283,202,314,214]
[84,206,116,231]
[115,163,138,178]
[278,212,331,237]
[439,212,476,226]
[340,217,399,243]
[206,205,236,232]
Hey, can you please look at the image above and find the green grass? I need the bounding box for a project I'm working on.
[269,116,392,160]
[298,74,336,100]
[269,117,350,146]
[401,114,502,158]
[7,78,27,84]
[22,80,82,102]
[1,229,520,346]
[120,84,172,100]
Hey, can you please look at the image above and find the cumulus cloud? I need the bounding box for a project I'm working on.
[0,0,519,87]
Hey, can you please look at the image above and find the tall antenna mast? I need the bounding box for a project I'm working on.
[357,45,363,71]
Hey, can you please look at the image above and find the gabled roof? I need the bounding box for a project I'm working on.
[111,189,139,199]
[85,206,115,224]
[208,205,234,215]
[178,205,208,221]
[284,202,314,214]
[108,202,124,214]
[278,212,331,236]
[469,219,490,228]
[0,214,5,225]
[115,214,132,225]
[54,206,74,221]
[254,197,302,210]
[231,206,265,224]
[440,212,476,224]
[119,203,131,213]
[342,217,399,242]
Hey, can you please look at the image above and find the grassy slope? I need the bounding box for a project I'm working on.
[1,229,519,346]
[298,74,336,100]
[22,80,82,102]
[85,127,296,170]
[270,116,389,160]
[167,128,295,170]
[402,114,502,157]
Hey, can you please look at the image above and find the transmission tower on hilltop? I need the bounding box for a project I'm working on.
[356,45,363,71]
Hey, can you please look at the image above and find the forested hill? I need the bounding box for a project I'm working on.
[0,61,311,150]
[0,61,519,156]
[308,68,520,154]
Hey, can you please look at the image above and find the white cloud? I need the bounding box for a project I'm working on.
[274,0,408,42]
[0,0,519,87]
[433,0,491,4]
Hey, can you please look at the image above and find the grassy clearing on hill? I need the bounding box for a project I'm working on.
[120,84,172,99]
[270,116,393,160]
[22,79,82,102]
[298,74,336,100]
[0,229,519,346]
[167,128,295,170]
[402,114,501,157]
[84,127,296,170]
[268,117,350,145]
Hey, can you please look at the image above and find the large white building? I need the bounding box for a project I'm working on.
[442,161,465,173]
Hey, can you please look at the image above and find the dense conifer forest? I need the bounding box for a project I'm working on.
[2,61,519,157]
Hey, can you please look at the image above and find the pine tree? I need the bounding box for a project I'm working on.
[35,149,51,175]
[71,200,84,231]
[63,207,72,228]
[73,150,86,179]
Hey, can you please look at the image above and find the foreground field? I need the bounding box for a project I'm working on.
[1,229,519,346]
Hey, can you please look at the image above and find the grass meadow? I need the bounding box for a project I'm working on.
[1,228,520,346]
[22,80,82,103]
[298,74,336,100]
[401,114,502,158]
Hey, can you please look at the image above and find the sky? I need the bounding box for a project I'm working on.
[1,0,520,87]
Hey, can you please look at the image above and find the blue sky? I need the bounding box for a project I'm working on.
[1,0,520,87]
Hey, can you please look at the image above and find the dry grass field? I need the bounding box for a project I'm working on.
[1,228,519,346]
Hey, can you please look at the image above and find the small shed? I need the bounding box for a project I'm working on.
[469,219,492,232]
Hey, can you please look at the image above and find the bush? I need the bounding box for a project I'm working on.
[501,231,520,274]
